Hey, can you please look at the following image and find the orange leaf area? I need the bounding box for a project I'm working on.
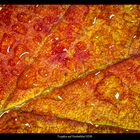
[0,4,69,109]
[16,55,140,131]
[0,109,139,133]
[1,54,140,133]
[0,5,140,133]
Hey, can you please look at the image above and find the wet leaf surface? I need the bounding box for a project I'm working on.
[0,5,140,133]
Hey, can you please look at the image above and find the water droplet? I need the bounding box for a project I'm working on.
[12,23,28,35]
[64,5,88,23]
[11,69,20,76]
[43,15,58,24]
[38,68,48,77]
[14,43,28,57]
[0,6,12,26]
[33,35,42,45]
[33,20,43,31]
[17,12,32,23]
[0,33,16,54]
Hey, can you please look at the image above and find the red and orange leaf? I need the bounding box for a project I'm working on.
[0,5,70,110]
[1,54,140,133]
[17,55,140,131]
[0,110,87,133]
[0,109,139,133]
[2,5,140,112]
[0,5,140,133]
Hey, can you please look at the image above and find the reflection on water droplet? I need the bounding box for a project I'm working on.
[109,14,115,19]
[92,17,97,24]
[91,103,95,106]
[0,110,10,118]
[0,7,2,11]
[25,123,30,127]
[130,7,133,10]
[95,124,99,127]
[50,36,60,44]
[133,35,137,38]
[57,95,63,100]
[109,45,115,49]
[16,60,20,65]
[15,118,18,121]
[19,52,29,59]
[87,121,93,125]
[115,92,119,99]
[55,37,59,40]
[33,83,38,86]
[63,48,68,52]
[95,36,99,39]
[7,46,10,53]
[95,71,100,76]
[85,82,88,85]
[46,89,50,92]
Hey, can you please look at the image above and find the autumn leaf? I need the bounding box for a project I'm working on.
[0,5,70,110]
[0,55,140,132]
[15,55,140,131]
[0,5,140,133]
